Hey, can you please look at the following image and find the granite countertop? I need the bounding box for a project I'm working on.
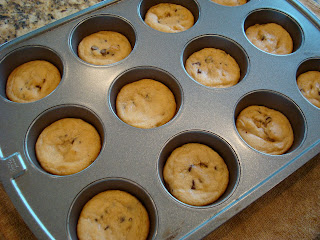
[0,0,103,45]
[0,1,319,240]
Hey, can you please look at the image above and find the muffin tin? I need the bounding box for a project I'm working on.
[0,0,319,239]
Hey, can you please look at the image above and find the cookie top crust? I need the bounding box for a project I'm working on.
[144,3,194,33]
[236,105,294,155]
[77,190,150,240]
[163,143,229,206]
[297,71,320,108]
[6,60,61,103]
[35,118,101,175]
[78,31,132,65]
[116,79,177,129]
[185,48,241,88]
[210,0,247,6]
[245,23,293,55]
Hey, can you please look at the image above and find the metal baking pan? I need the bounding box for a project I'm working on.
[0,0,319,239]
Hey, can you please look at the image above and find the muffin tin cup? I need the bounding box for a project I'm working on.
[182,34,249,87]
[0,45,64,102]
[244,8,304,54]
[70,14,136,65]
[109,66,183,127]
[67,178,158,240]
[158,130,240,207]
[139,0,200,30]
[25,104,105,175]
[0,0,319,239]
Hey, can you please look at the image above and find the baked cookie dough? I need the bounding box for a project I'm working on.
[35,118,101,175]
[6,60,61,103]
[210,0,247,6]
[236,105,294,155]
[297,71,320,108]
[163,143,229,206]
[116,79,176,129]
[144,3,194,33]
[245,23,293,55]
[185,48,241,88]
[78,31,132,65]
[77,190,150,240]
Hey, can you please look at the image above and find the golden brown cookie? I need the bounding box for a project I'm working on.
[78,31,132,65]
[163,143,229,206]
[116,79,176,129]
[297,71,320,108]
[185,48,241,88]
[6,60,61,103]
[77,190,150,240]
[144,3,194,33]
[210,0,247,6]
[245,23,293,55]
[35,118,101,175]
[236,105,294,155]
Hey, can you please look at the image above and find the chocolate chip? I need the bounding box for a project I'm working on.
[91,45,99,51]
[200,162,208,168]
[192,62,201,66]
[129,218,133,221]
[104,226,109,230]
[100,49,107,56]
[197,69,202,74]
[261,35,266,41]
[214,166,218,170]
[191,180,196,190]
[188,165,193,172]
[265,116,272,125]
[120,217,125,223]
[35,85,41,90]
[94,218,98,222]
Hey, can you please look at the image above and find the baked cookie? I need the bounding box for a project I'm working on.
[297,71,320,108]
[210,0,247,6]
[77,190,150,240]
[6,60,61,103]
[78,31,132,65]
[245,23,293,55]
[163,143,229,206]
[35,118,101,175]
[185,48,240,88]
[236,105,294,155]
[116,79,176,129]
[144,3,194,33]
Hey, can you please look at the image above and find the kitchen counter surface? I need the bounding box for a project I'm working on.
[0,0,319,239]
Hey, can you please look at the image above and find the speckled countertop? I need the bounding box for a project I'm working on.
[0,0,103,44]
[0,1,319,240]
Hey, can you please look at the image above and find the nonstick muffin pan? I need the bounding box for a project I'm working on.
[0,0,320,239]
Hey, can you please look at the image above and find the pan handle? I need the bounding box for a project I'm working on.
[0,152,26,183]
